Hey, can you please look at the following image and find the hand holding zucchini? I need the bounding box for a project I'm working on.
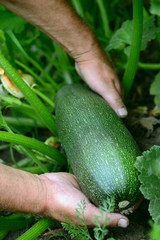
[55,84,141,212]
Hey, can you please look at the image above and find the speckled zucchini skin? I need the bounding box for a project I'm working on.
[55,84,141,211]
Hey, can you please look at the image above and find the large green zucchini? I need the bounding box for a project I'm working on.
[55,84,141,211]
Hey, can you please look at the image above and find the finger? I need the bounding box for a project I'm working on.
[84,203,129,228]
[113,77,125,99]
[100,81,128,118]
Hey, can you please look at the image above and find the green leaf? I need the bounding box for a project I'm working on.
[149,221,160,240]
[107,16,160,53]
[150,72,160,95]
[135,145,160,224]
[150,0,160,16]
[142,15,160,50]
[0,10,27,34]
[150,72,160,111]
[0,96,22,106]
[106,20,132,51]
[154,95,160,110]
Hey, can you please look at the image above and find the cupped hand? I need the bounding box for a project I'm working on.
[39,172,129,228]
[75,49,128,118]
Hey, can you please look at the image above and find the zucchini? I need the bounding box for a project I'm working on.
[55,84,141,212]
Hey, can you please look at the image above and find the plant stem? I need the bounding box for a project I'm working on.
[156,17,160,45]
[0,144,9,151]
[71,0,85,19]
[4,116,45,128]
[0,131,66,165]
[53,42,73,84]
[15,60,47,87]
[17,218,53,240]
[97,0,112,38]
[23,148,49,173]
[0,216,34,231]
[7,31,59,90]
[18,163,53,174]
[0,214,33,240]
[122,0,143,96]
[12,157,33,168]
[32,88,55,108]
[0,52,56,134]
[138,62,160,70]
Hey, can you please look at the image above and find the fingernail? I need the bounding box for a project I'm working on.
[118,108,128,117]
[118,218,129,228]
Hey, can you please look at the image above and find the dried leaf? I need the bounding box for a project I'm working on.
[139,117,160,131]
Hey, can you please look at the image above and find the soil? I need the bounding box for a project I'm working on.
[1,78,160,240]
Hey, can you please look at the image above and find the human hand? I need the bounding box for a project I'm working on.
[39,172,129,228]
[75,48,128,118]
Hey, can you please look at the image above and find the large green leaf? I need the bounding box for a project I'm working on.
[150,0,160,16]
[150,72,160,110]
[150,72,160,95]
[0,10,27,34]
[106,16,160,53]
[135,146,160,224]
[106,20,132,51]
[142,15,160,50]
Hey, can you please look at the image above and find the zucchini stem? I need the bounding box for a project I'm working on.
[138,62,160,70]
[0,214,33,240]
[122,0,143,96]
[0,131,66,166]
[0,52,56,134]
[17,218,53,240]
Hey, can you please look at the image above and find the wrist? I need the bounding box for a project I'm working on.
[70,28,99,60]
[37,174,53,218]
[74,38,111,67]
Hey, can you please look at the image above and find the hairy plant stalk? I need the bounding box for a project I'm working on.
[0,131,66,165]
[97,0,112,38]
[17,218,53,240]
[122,0,143,96]
[0,52,56,134]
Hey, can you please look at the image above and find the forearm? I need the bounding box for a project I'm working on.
[0,163,46,214]
[0,0,127,117]
[0,0,99,61]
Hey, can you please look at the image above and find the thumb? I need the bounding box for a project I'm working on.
[84,203,129,228]
[100,83,128,118]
